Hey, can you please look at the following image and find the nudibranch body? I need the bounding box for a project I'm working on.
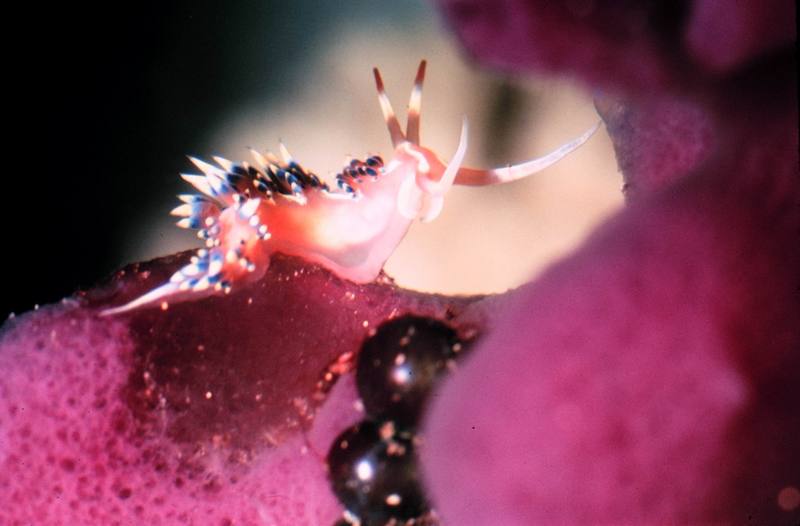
[102,61,599,315]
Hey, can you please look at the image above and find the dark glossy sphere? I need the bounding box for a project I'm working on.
[356,316,463,428]
[326,420,428,525]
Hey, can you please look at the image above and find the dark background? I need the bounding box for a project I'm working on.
[3,1,424,317]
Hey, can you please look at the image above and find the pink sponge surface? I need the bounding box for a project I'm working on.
[0,255,486,525]
[0,304,340,525]
[424,0,798,524]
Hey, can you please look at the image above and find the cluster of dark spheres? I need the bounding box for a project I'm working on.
[326,315,472,525]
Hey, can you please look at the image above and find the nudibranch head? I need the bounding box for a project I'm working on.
[100,60,600,316]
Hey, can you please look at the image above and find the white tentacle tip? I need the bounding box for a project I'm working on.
[278,141,293,164]
[420,196,444,223]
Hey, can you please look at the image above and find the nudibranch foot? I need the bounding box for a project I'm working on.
[100,60,600,316]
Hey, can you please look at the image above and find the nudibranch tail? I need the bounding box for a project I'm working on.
[101,194,272,316]
[100,145,327,316]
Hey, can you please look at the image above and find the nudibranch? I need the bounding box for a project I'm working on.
[101,61,599,316]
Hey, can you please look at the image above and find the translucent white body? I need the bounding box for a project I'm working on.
[101,61,598,316]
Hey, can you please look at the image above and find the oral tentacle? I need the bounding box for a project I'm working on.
[419,196,444,223]
[419,117,469,198]
[454,121,601,186]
